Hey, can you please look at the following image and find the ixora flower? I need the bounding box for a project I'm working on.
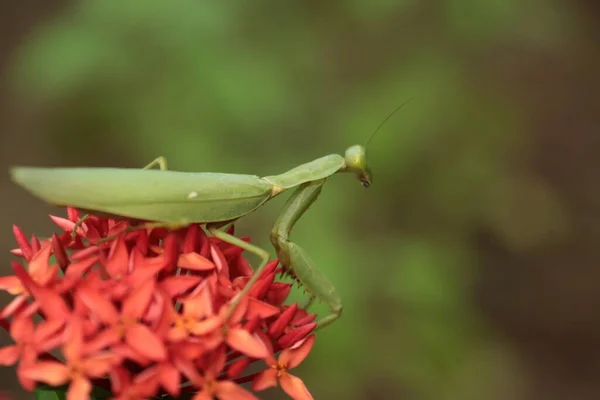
[0,207,318,400]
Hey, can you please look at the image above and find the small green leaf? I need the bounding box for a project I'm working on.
[35,384,113,400]
[35,389,66,400]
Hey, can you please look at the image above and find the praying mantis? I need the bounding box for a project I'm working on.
[9,103,409,330]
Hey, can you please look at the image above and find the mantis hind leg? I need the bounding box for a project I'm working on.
[270,180,343,330]
[70,156,169,240]
[142,156,168,171]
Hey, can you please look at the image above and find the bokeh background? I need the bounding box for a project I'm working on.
[0,1,598,399]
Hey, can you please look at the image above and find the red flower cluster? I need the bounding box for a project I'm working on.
[0,207,316,400]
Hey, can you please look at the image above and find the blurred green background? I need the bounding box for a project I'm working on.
[1,0,598,399]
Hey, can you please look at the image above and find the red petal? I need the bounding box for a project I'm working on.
[161,233,180,272]
[122,278,155,320]
[247,298,279,321]
[160,276,202,297]
[210,244,229,279]
[158,363,180,396]
[280,334,315,369]
[38,333,65,353]
[227,296,249,326]
[77,287,119,324]
[51,234,69,269]
[10,248,23,257]
[169,341,206,360]
[227,357,250,379]
[105,238,129,278]
[12,225,33,260]
[131,366,161,397]
[31,235,42,253]
[10,314,34,342]
[232,255,253,278]
[255,331,276,362]
[30,236,41,253]
[260,260,279,278]
[83,224,103,244]
[292,313,317,327]
[125,324,167,361]
[279,373,314,400]
[33,319,65,345]
[49,215,85,236]
[63,317,84,362]
[112,344,151,366]
[12,264,69,321]
[35,287,70,321]
[222,241,246,260]
[251,369,278,391]
[20,302,40,321]
[66,207,81,223]
[172,354,202,383]
[17,363,37,391]
[0,276,24,295]
[108,366,130,394]
[190,316,223,336]
[266,282,292,307]
[167,326,188,342]
[127,253,165,283]
[27,244,52,276]
[199,235,211,258]
[83,327,121,354]
[205,345,227,378]
[278,323,316,349]
[243,316,261,334]
[109,281,129,300]
[247,274,274,300]
[106,220,130,238]
[268,304,297,338]
[82,353,121,377]
[21,361,70,386]
[38,265,59,287]
[226,224,235,235]
[144,291,166,328]
[135,229,149,255]
[70,246,101,261]
[0,345,20,366]
[0,295,28,319]
[183,285,214,319]
[67,376,91,400]
[65,257,98,279]
[182,224,200,254]
[178,253,215,271]
[226,329,269,359]
[192,390,212,400]
[216,380,259,400]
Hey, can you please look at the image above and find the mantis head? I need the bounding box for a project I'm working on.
[345,144,372,188]
[343,98,415,188]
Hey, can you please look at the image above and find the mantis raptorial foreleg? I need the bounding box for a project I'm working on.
[70,157,169,240]
[270,180,343,330]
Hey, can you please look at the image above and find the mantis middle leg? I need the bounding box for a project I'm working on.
[207,225,271,321]
[270,180,343,330]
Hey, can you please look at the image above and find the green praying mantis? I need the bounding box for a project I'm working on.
[9,102,410,330]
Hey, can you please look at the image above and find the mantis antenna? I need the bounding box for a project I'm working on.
[365,97,415,151]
